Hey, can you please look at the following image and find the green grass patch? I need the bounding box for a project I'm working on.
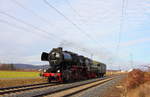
[0,71,40,78]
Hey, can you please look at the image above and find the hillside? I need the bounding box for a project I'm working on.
[0,63,49,70]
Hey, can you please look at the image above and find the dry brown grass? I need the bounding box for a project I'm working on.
[102,69,150,97]
[127,82,150,97]
[0,78,47,88]
[124,69,150,97]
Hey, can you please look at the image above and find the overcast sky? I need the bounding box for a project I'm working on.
[0,0,150,70]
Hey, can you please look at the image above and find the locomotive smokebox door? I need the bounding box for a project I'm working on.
[41,52,49,61]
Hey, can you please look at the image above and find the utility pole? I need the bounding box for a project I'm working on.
[119,64,121,71]
[91,53,93,60]
[130,53,134,69]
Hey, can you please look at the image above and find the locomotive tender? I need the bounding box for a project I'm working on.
[41,47,106,82]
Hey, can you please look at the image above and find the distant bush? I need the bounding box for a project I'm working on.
[0,64,16,70]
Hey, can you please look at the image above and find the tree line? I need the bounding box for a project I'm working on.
[0,64,16,70]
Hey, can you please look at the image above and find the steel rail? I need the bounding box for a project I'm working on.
[31,77,113,97]
[0,83,58,95]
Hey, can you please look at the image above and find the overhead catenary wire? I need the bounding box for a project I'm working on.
[11,0,67,34]
[0,19,58,42]
[64,0,116,60]
[64,0,91,28]
[10,0,80,44]
[0,11,59,42]
[65,0,92,26]
[43,0,93,41]
[2,0,113,62]
[12,0,89,43]
[0,0,124,65]
[11,0,53,25]
[43,0,117,64]
[65,0,82,18]
[0,0,105,53]
[43,0,109,50]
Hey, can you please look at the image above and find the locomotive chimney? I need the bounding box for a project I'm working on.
[58,47,62,51]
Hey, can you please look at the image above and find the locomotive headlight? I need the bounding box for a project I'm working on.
[57,70,60,73]
[55,53,60,58]
[43,69,46,72]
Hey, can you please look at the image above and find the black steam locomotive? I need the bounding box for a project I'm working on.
[41,47,106,82]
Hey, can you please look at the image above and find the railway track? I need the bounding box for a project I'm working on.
[0,82,58,95]
[44,77,113,97]
[0,75,123,97]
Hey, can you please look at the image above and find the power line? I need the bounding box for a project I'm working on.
[64,0,114,56]
[11,0,79,43]
[43,0,110,51]
[43,0,93,40]
[0,19,57,41]
[0,11,59,42]
[65,0,91,30]
[43,0,117,65]
[64,0,119,65]
[65,0,82,17]
[12,0,52,25]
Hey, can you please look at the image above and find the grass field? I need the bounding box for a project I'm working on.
[0,70,123,79]
[0,70,40,78]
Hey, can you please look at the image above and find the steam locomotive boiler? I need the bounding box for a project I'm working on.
[41,47,106,82]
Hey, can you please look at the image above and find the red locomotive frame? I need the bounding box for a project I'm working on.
[41,65,99,82]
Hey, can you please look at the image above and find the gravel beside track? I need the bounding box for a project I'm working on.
[70,74,126,97]
[46,77,113,97]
